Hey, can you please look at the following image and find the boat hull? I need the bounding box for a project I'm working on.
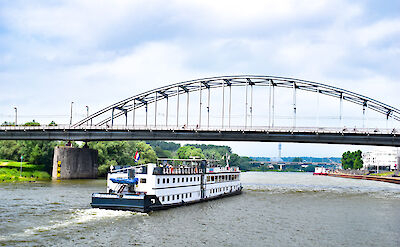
[91,188,242,213]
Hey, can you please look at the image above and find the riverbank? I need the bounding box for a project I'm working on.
[327,173,400,185]
[0,159,51,182]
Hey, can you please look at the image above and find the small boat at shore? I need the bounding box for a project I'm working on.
[313,167,328,176]
[91,158,242,212]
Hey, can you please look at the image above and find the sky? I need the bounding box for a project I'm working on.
[0,0,399,157]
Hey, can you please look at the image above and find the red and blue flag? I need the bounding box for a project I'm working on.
[134,151,140,162]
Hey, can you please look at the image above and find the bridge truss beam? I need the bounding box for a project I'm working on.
[71,76,400,128]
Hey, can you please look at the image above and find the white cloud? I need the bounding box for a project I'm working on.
[1,0,399,157]
[356,19,400,46]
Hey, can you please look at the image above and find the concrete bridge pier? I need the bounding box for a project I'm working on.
[52,146,98,179]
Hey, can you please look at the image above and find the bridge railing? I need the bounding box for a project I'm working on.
[0,124,399,135]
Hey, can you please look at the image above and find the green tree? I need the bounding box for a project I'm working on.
[23,120,40,126]
[153,146,172,158]
[146,141,180,152]
[292,157,303,162]
[0,140,62,173]
[88,141,158,176]
[0,140,19,161]
[176,145,204,159]
[341,150,363,170]
[133,141,158,165]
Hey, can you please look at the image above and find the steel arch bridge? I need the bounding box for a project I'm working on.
[72,75,400,128]
[2,75,400,146]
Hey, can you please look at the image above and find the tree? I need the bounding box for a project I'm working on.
[341,150,363,170]
[0,140,62,172]
[153,146,172,158]
[88,141,158,176]
[23,120,40,126]
[353,157,363,170]
[292,157,303,162]
[133,141,158,165]
[176,145,204,159]
[146,140,180,152]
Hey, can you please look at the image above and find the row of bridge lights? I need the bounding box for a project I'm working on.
[69,102,90,126]
[9,103,89,127]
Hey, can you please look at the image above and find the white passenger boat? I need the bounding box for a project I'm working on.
[313,167,328,175]
[91,158,242,212]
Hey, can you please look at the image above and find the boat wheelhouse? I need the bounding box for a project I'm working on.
[91,158,242,212]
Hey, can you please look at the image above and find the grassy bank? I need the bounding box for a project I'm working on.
[0,159,51,182]
[369,171,395,177]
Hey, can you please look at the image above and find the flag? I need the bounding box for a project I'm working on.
[134,151,140,162]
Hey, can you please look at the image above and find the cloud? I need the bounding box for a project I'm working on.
[356,18,400,46]
[0,0,399,157]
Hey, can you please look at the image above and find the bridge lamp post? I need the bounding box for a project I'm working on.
[14,107,17,126]
[86,105,89,126]
[69,102,74,126]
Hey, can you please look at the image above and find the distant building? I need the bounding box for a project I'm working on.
[362,147,399,171]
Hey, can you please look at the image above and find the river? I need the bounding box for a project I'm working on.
[0,172,399,246]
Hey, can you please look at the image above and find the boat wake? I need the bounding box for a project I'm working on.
[0,208,147,242]
[244,184,400,199]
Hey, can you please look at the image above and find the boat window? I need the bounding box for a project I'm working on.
[189,193,192,197]
[137,166,147,174]
[186,177,188,182]
[157,178,160,184]
[177,178,180,183]
[190,177,192,182]
[161,196,164,201]
[163,178,165,183]
[207,176,210,182]
[172,195,175,200]
[211,176,214,181]
[167,196,170,201]
[167,178,170,183]
[140,178,146,183]
[177,194,180,200]
[173,178,175,183]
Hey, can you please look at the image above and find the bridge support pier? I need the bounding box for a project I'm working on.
[52,146,98,179]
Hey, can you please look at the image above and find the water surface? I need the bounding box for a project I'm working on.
[1,172,399,246]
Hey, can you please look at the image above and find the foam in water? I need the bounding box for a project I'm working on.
[0,208,147,241]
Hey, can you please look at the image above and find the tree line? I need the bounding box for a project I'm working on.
[0,140,255,176]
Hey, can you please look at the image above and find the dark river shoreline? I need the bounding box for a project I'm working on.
[1,172,399,247]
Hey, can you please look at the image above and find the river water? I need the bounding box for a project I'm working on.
[0,172,399,247]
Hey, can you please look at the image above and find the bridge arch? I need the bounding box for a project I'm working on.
[72,75,400,128]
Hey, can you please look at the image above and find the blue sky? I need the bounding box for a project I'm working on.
[1,0,399,157]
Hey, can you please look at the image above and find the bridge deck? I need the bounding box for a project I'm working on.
[1,125,399,146]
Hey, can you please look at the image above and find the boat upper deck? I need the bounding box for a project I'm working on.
[110,158,240,176]
[154,158,240,175]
